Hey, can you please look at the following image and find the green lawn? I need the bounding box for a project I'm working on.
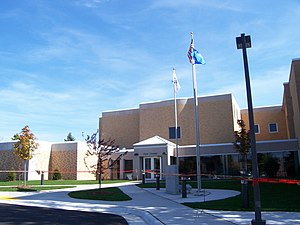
[0,186,76,192]
[139,179,300,212]
[0,179,129,186]
[186,180,300,212]
[0,180,130,192]
[68,187,132,201]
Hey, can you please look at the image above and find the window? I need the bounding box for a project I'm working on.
[254,124,260,134]
[268,123,278,133]
[124,160,133,171]
[169,127,181,139]
[124,160,133,180]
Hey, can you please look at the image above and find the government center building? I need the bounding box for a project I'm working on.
[102,59,300,181]
[0,59,299,181]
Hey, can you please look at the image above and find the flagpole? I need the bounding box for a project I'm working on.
[190,32,202,192]
[172,68,180,168]
[173,68,179,168]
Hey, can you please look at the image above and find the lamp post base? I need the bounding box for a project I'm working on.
[251,219,266,225]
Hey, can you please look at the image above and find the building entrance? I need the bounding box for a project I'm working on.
[143,157,161,180]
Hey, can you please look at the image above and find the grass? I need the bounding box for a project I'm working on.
[257,182,300,211]
[0,179,129,186]
[186,180,300,212]
[138,179,300,212]
[0,180,130,192]
[68,187,132,201]
[0,186,77,192]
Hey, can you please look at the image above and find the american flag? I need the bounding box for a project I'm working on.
[187,39,194,64]
[187,36,205,65]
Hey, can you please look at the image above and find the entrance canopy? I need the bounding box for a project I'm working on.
[133,136,176,180]
[133,136,176,163]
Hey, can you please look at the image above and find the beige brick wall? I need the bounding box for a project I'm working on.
[101,108,140,149]
[100,94,237,148]
[241,106,288,141]
[0,149,22,180]
[0,141,110,181]
[198,94,236,144]
[28,141,52,180]
[176,98,198,145]
[139,99,179,143]
[283,82,296,139]
[140,94,236,145]
[76,141,98,180]
[0,141,52,181]
[288,59,300,144]
[49,143,78,180]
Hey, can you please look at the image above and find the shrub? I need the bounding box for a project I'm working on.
[7,169,16,181]
[52,169,62,180]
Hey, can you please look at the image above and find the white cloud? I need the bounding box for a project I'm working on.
[207,66,290,108]
[77,0,109,8]
[150,0,246,12]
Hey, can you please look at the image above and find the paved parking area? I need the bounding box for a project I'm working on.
[0,203,128,225]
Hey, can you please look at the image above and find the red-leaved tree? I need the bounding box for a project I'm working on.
[84,130,127,189]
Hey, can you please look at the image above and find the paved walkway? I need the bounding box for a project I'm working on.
[0,182,300,225]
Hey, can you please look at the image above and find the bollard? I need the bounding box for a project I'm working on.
[241,179,249,208]
[41,171,44,185]
[181,177,187,198]
[142,171,145,184]
[240,170,249,208]
[155,173,160,190]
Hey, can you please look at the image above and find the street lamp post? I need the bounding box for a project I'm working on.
[236,33,266,225]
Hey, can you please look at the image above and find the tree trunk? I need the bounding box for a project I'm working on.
[97,158,102,190]
[24,160,27,187]
[98,172,102,190]
[240,155,249,208]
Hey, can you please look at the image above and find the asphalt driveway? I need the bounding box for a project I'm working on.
[0,203,128,225]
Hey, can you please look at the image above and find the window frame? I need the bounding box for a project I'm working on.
[254,124,260,134]
[169,126,181,139]
[268,122,278,133]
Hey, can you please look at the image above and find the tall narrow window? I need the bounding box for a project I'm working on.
[254,124,260,134]
[169,127,181,139]
[268,123,278,133]
[124,160,133,172]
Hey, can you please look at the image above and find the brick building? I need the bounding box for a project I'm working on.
[101,59,300,181]
[0,59,299,181]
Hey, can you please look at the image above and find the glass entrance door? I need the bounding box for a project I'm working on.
[143,157,161,180]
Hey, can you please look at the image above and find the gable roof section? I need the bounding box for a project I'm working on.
[133,136,175,147]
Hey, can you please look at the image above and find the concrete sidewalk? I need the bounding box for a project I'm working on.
[0,182,300,225]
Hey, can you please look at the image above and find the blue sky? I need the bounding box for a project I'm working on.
[0,0,300,142]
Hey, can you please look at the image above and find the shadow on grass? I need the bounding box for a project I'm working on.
[138,179,300,212]
[185,181,300,212]
[68,187,132,201]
